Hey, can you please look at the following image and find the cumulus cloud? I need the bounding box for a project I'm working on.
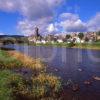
[0,0,100,35]
[58,12,100,32]
[0,0,63,35]
[47,23,58,33]
[58,13,87,32]
[87,13,100,31]
[17,17,53,36]
[18,12,100,35]
[59,13,79,21]
[0,32,4,35]
[0,0,62,20]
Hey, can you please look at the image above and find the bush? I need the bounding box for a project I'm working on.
[67,42,75,47]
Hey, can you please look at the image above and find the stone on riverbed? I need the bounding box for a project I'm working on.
[78,68,83,72]
[72,84,80,92]
[54,68,59,72]
[84,80,92,85]
[93,76,100,81]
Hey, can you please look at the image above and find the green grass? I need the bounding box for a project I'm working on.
[0,50,23,69]
[30,42,74,47]
[29,41,100,50]
[31,73,62,98]
[74,42,100,50]
[0,50,62,99]
[0,70,25,100]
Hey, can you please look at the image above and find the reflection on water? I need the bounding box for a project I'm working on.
[5,44,100,99]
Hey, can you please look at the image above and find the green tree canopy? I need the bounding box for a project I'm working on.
[96,31,100,35]
[78,33,84,39]
[66,34,71,39]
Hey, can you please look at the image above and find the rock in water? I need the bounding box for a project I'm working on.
[84,80,92,85]
[55,68,58,72]
[78,68,83,72]
[93,76,100,81]
[72,84,80,92]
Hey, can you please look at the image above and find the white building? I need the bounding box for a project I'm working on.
[57,39,63,43]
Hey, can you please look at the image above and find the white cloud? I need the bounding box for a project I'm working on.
[0,32,4,35]
[87,13,100,31]
[18,12,100,36]
[0,0,62,20]
[0,0,63,35]
[58,13,87,32]
[58,12,100,32]
[0,0,100,35]
[59,13,79,21]
[47,23,58,33]
[17,17,53,36]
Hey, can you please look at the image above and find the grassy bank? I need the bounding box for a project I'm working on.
[6,40,100,50]
[28,42,100,50]
[74,42,100,50]
[0,50,62,100]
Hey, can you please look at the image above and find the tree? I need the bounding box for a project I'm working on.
[66,34,71,39]
[78,33,84,40]
[85,37,89,42]
[96,31,100,36]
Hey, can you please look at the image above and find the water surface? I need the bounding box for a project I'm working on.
[6,44,100,100]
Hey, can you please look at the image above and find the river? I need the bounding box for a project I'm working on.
[5,44,100,100]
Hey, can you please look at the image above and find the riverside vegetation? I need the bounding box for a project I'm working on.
[0,49,62,100]
[29,41,100,50]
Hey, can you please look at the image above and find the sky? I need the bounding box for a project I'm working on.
[0,0,100,36]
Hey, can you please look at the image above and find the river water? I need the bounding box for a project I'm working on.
[5,44,100,100]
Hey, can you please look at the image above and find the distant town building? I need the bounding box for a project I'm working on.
[28,30,99,44]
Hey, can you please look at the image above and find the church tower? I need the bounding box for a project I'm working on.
[35,27,40,37]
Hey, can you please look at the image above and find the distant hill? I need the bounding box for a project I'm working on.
[0,35,29,44]
[0,35,26,38]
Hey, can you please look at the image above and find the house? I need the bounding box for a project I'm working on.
[57,39,63,43]
[41,40,46,44]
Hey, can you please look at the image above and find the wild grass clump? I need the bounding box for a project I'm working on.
[0,70,62,100]
[0,70,27,100]
[8,51,46,72]
[31,73,62,99]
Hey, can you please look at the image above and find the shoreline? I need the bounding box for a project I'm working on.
[19,43,100,50]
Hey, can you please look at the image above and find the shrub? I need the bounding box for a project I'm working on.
[67,42,75,47]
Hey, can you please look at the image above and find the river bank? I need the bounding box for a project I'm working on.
[0,49,62,100]
[0,45,100,100]
[26,42,100,50]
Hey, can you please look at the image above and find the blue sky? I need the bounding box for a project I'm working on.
[0,0,100,36]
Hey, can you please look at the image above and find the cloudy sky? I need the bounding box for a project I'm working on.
[0,0,100,36]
